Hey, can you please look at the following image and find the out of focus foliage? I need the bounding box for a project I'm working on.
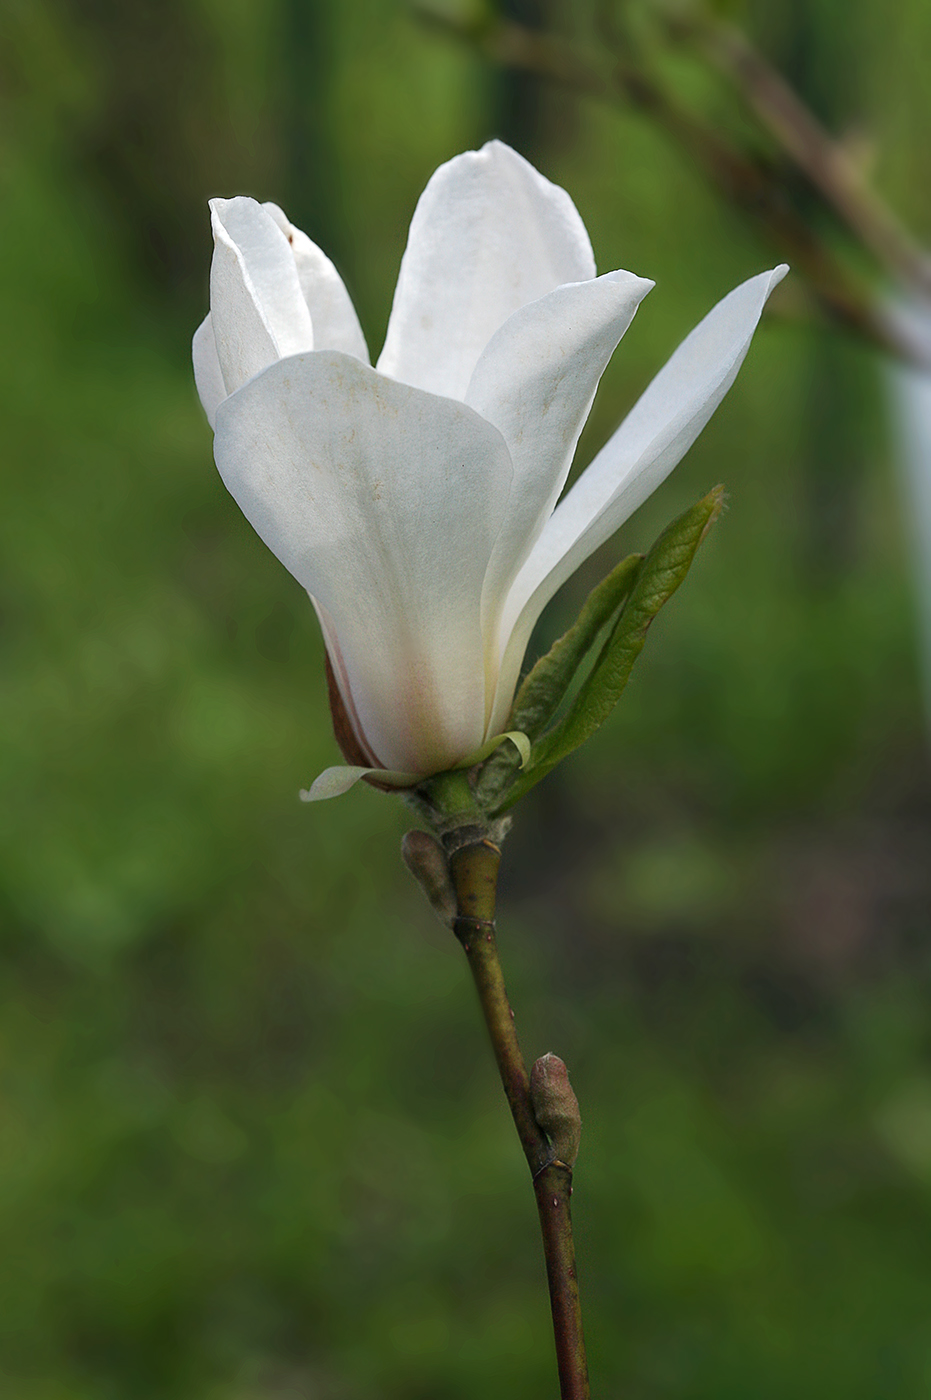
[1,1,930,1397]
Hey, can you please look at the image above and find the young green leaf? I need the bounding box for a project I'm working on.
[475,552,643,808]
[491,486,724,813]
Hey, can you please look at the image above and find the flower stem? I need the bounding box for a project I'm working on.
[534,1164,588,1399]
[447,836,590,1400]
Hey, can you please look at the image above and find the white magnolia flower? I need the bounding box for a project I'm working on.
[193,140,786,799]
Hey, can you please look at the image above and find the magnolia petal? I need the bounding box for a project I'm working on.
[300,765,420,802]
[468,269,653,670]
[192,314,227,429]
[209,197,315,395]
[214,351,514,776]
[377,139,596,401]
[489,264,788,733]
[263,202,370,363]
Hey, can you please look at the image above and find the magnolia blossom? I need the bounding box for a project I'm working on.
[193,140,786,798]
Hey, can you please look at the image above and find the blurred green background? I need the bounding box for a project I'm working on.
[2,0,931,1396]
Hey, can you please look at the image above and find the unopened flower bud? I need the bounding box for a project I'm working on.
[401,830,457,927]
[530,1052,581,1167]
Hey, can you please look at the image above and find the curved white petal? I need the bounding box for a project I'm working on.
[209,197,315,395]
[263,202,370,363]
[468,269,654,684]
[192,313,227,429]
[488,264,789,734]
[377,140,596,401]
[214,352,514,775]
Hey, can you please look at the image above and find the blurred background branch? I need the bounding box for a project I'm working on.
[416,0,931,363]
[667,8,931,298]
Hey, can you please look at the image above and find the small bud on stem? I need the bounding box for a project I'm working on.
[530,1052,582,1167]
[401,830,457,927]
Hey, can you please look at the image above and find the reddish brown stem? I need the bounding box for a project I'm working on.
[534,1164,588,1400]
[448,837,590,1400]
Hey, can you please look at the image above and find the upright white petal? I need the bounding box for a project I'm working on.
[263,202,370,364]
[213,352,514,775]
[488,265,788,734]
[209,197,315,395]
[377,140,596,401]
[192,313,227,429]
[467,269,653,686]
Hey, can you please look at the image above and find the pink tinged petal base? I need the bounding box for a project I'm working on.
[213,352,515,776]
[377,139,596,401]
[262,202,370,364]
[488,264,789,734]
[192,314,227,429]
[209,197,315,395]
[312,594,381,767]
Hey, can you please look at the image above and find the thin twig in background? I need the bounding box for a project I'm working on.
[415,4,930,365]
[668,11,931,301]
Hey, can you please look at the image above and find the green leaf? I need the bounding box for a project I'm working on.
[475,551,643,809]
[510,551,644,741]
[491,486,725,813]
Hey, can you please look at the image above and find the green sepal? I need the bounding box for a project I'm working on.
[475,551,643,810]
[490,485,724,814]
[462,728,531,770]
